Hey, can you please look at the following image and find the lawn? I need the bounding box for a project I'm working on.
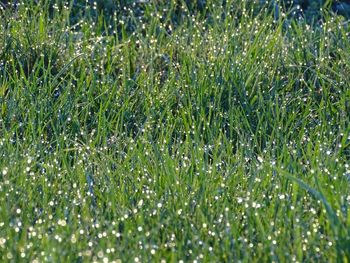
[0,0,350,262]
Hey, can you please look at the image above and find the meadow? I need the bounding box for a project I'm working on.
[0,0,350,262]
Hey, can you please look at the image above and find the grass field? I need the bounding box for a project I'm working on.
[0,0,350,262]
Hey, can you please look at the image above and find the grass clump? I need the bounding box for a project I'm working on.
[0,0,350,262]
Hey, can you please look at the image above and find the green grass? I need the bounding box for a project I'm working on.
[0,0,350,262]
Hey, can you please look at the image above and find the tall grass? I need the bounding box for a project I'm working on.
[0,0,349,262]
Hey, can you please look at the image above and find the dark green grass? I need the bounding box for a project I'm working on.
[0,1,350,262]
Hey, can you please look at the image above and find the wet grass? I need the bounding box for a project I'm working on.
[0,1,350,262]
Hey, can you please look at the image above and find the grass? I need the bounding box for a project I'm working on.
[0,0,350,262]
